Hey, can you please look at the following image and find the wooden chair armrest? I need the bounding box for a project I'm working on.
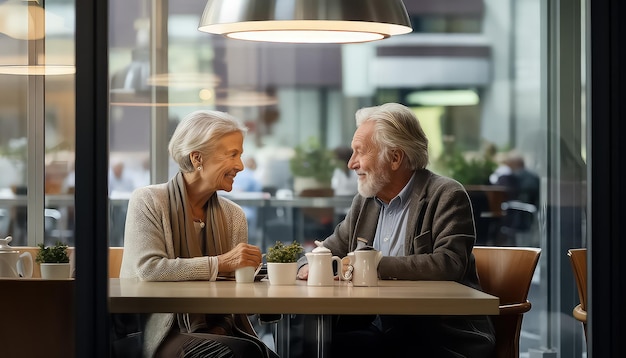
[573,303,587,323]
[499,301,532,315]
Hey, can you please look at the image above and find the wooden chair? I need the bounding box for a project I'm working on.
[109,247,124,278]
[567,248,587,341]
[473,246,541,358]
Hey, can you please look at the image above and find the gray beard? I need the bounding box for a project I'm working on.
[357,169,390,198]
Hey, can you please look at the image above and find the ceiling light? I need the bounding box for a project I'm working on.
[198,0,412,44]
[0,0,65,40]
[0,1,74,75]
[0,64,74,75]
[214,89,278,107]
[407,90,480,107]
[146,73,221,89]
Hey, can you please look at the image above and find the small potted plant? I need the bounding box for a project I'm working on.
[36,242,71,279]
[265,241,303,285]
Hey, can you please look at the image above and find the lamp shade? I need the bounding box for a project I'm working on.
[0,0,65,40]
[0,0,44,40]
[198,0,412,44]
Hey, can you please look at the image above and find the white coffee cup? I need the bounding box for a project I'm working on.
[235,266,255,283]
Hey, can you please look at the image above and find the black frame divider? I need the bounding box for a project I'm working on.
[75,0,110,357]
[589,0,626,356]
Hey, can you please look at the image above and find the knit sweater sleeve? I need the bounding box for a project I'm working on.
[119,185,249,281]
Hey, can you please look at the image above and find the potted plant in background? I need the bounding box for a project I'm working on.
[289,137,337,195]
[265,241,303,285]
[36,242,71,279]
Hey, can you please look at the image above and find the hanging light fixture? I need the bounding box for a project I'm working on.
[214,88,278,107]
[0,0,74,75]
[0,0,65,40]
[198,0,412,44]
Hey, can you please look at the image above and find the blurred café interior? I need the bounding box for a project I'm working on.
[0,0,624,357]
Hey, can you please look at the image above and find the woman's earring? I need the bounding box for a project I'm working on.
[197,165,203,171]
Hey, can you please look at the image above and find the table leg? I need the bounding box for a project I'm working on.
[275,314,332,358]
[314,315,332,358]
[275,314,291,357]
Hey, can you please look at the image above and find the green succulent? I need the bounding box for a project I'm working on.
[36,242,70,264]
[266,241,304,263]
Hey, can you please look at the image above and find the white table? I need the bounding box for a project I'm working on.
[109,278,499,357]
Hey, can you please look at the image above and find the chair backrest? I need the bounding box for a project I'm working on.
[109,247,124,278]
[567,248,587,338]
[500,201,537,232]
[473,246,541,358]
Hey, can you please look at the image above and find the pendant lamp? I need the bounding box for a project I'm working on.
[0,0,74,75]
[198,0,412,44]
[0,0,65,40]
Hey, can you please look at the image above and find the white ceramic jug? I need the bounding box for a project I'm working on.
[349,247,382,287]
[0,236,33,278]
[306,247,342,286]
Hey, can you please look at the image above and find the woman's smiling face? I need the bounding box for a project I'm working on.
[201,131,244,192]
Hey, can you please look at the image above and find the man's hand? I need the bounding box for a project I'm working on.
[297,264,309,280]
[341,256,353,280]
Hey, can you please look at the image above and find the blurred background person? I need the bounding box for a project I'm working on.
[505,152,540,206]
[109,160,135,196]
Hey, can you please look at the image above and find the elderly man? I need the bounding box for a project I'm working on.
[297,103,495,358]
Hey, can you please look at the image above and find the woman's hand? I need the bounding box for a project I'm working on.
[217,243,262,272]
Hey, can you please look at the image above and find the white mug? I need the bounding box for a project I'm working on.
[235,266,255,283]
[349,249,382,287]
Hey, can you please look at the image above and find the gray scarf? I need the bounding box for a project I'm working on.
[167,171,229,259]
[167,171,232,333]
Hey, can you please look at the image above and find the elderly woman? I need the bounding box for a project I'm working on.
[120,110,275,358]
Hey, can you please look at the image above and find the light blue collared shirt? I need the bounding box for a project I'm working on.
[373,173,418,257]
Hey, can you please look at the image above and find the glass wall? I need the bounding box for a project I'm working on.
[0,0,76,247]
[0,0,588,356]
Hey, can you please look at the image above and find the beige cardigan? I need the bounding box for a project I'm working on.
[120,183,248,358]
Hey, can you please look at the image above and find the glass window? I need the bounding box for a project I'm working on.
[101,0,586,355]
[0,0,589,356]
[0,0,75,247]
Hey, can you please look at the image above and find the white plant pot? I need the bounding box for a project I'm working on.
[40,263,71,279]
[266,262,297,285]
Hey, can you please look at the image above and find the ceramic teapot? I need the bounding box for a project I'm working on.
[305,246,343,286]
[347,246,382,287]
[0,236,33,278]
